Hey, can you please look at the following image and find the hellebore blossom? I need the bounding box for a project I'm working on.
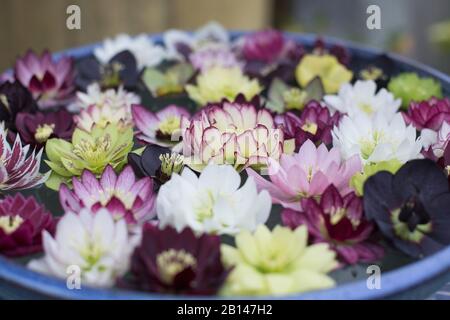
[388,72,443,108]
[332,112,423,164]
[74,103,132,132]
[295,54,353,94]
[14,50,75,110]
[189,46,242,72]
[185,67,263,106]
[0,194,55,257]
[324,80,401,118]
[44,123,133,190]
[282,185,384,265]
[243,29,286,64]
[0,123,49,191]
[68,83,140,113]
[94,34,167,70]
[247,140,361,211]
[363,159,450,258]
[156,164,271,235]
[28,208,139,287]
[220,225,337,296]
[59,165,156,224]
[0,81,37,131]
[15,110,75,147]
[275,100,341,149]
[122,224,228,295]
[403,97,450,131]
[132,104,190,147]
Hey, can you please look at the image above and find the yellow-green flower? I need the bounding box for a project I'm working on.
[295,54,353,94]
[186,67,263,105]
[44,123,133,190]
[220,225,337,296]
[351,160,403,196]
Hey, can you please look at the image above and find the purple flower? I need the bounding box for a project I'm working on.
[0,194,56,257]
[189,46,242,72]
[282,185,384,265]
[403,97,450,131]
[59,165,156,225]
[14,50,75,110]
[243,29,285,63]
[15,110,75,147]
[275,100,341,150]
[121,224,228,295]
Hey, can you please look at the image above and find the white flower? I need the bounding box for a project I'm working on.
[68,83,140,112]
[422,121,450,158]
[332,112,422,164]
[324,80,401,118]
[163,21,229,61]
[156,164,271,235]
[28,209,139,288]
[94,33,167,69]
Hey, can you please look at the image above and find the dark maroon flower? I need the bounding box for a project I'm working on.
[0,81,38,131]
[364,159,450,258]
[312,38,351,66]
[0,194,56,257]
[14,50,75,110]
[275,100,341,150]
[403,97,450,131]
[282,185,383,265]
[121,224,228,295]
[243,29,285,63]
[14,110,75,147]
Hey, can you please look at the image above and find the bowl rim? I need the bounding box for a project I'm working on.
[0,31,449,300]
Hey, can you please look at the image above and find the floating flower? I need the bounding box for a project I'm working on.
[332,112,422,164]
[295,54,353,94]
[121,224,228,295]
[220,225,337,296]
[59,165,155,224]
[157,164,271,235]
[68,83,140,113]
[388,72,443,108]
[185,67,263,106]
[15,110,75,147]
[189,46,242,72]
[363,159,450,258]
[282,185,384,265]
[242,29,286,64]
[0,81,37,131]
[74,103,131,132]
[324,80,401,118]
[28,208,138,288]
[142,63,195,97]
[44,123,133,190]
[247,140,361,211]
[94,34,167,70]
[163,22,229,61]
[132,104,189,147]
[0,194,55,257]
[403,97,450,131]
[0,123,49,191]
[75,51,140,91]
[181,96,286,171]
[14,50,75,110]
[275,100,340,149]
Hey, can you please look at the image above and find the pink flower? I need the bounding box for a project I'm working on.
[282,185,384,265]
[247,139,362,210]
[189,46,242,72]
[74,104,132,132]
[59,165,156,224]
[14,50,75,110]
[403,97,450,131]
[243,29,285,63]
[131,104,190,147]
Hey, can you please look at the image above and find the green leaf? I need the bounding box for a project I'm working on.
[304,76,325,102]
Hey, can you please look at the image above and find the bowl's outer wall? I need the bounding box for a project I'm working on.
[0,32,449,300]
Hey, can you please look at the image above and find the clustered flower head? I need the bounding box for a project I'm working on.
[3,25,450,299]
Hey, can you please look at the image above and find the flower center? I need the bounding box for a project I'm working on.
[301,122,318,135]
[358,102,374,114]
[195,190,216,222]
[0,215,24,234]
[359,131,385,160]
[79,241,106,272]
[283,88,306,110]
[157,116,181,137]
[156,249,197,284]
[159,153,184,178]
[101,62,123,89]
[73,135,112,163]
[34,123,55,143]
[329,207,347,225]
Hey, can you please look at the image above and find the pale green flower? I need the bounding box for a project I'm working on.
[186,66,262,105]
[220,225,337,296]
[44,123,133,190]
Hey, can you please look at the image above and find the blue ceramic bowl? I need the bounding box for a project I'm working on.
[0,32,449,300]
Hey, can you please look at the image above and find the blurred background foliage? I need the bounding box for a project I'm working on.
[0,0,448,72]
